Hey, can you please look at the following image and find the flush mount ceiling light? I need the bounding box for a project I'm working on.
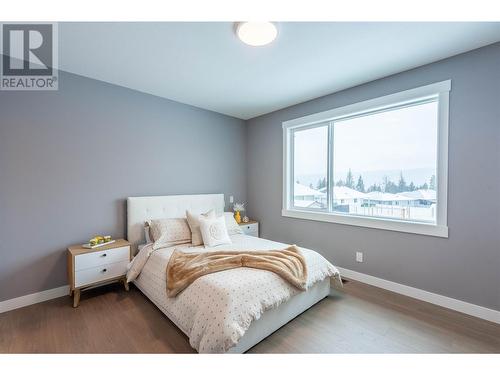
[236,22,278,46]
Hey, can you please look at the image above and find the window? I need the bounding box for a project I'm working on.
[283,81,450,237]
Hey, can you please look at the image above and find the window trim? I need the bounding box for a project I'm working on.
[282,80,450,238]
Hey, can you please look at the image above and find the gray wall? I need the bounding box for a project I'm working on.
[0,71,246,301]
[246,43,500,310]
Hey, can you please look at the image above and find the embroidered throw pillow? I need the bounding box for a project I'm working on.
[199,216,232,248]
[186,209,216,246]
[149,218,192,250]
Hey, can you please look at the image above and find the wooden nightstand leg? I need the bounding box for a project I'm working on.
[69,288,73,297]
[122,278,130,292]
[73,289,81,308]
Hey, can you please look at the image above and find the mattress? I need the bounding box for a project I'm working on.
[132,234,340,353]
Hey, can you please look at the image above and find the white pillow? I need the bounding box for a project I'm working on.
[223,212,243,235]
[149,218,192,250]
[186,209,216,246]
[199,216,232,247]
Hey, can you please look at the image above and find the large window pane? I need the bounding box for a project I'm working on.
[332,101,438,223]
[293,125,328,209]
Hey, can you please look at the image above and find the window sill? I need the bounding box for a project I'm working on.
[281,209,448,238]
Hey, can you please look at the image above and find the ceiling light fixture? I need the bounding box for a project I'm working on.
[236,22,278,47]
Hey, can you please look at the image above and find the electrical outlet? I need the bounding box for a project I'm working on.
[356,251,363,263]
[229,196,234,203]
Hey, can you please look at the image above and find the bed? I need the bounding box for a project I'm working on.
[127,194,340,353]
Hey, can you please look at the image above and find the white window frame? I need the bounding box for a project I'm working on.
[282,80,450,238]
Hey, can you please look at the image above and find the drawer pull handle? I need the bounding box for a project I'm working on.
[101,254,107,257]
[102,268,107,273]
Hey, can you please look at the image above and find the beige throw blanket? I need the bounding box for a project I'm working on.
[166,246,308,297]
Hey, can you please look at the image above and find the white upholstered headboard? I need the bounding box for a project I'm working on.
[127,194,225,253]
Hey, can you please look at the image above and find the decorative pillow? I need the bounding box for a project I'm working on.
[186,209,216,246]
[223,212,244,235]
[199,216,232,247]
[149,218,192,250]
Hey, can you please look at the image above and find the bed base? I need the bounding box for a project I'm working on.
[228,277,331,353]
[134,278,331,353]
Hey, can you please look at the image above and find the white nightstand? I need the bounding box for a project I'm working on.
[67,239,131,307]
[239,220,259,237]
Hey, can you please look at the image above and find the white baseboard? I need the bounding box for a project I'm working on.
[0,285,69,314]
[337,267,500,325]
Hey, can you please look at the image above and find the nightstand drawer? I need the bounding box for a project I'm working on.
[75,246,130,271]
[245,230,258,237]
[241,223,259,236]
[74,260,129,287]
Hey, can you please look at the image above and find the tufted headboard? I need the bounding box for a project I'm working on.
[127,194,225,253]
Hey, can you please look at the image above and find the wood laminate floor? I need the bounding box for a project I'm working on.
[0,280,499,353]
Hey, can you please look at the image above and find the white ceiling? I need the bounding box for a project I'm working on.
[59,22,500,119]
